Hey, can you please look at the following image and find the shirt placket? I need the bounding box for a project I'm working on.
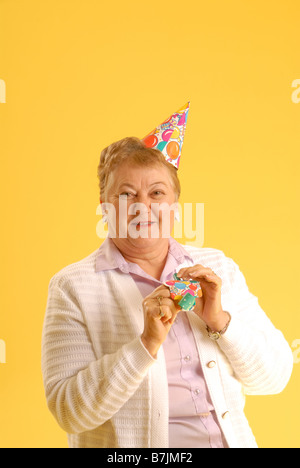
[171,315,210,416]
[171,313,225,449]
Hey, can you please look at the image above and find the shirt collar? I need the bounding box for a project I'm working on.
[95,235,193,274]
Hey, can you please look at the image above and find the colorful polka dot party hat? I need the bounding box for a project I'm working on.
[142,102,190,170]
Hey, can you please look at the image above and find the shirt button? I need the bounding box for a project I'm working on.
[194,388,201,395]
[222,411,230,420]
[184,355,191,362]
[207,361,216,368]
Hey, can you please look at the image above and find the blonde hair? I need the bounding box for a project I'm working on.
[97,136,181,202]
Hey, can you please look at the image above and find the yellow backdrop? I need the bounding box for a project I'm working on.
[0,0,299,448]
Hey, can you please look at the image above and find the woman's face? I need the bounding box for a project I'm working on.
[103,161,178,249]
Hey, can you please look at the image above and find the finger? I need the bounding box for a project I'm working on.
[159,297,177,307]
[159,307,179,325]
[142,295,171,315]
[176,266,206,279]
[190,268,214,278]
[178,266,215,279]
[177,265,205,276]
[158,304,173,323]
[142,287,170,308]
[203,272,221,279]
[150,284,171,299]
[158,297,180,321]
[164,297,182,321]
[159,296,183,313]
[169,307,180,324]
[176,267,190,279]
[202,274,222,286]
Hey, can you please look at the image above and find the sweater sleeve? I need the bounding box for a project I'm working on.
[217,257,293,395]
[41,274,156,435]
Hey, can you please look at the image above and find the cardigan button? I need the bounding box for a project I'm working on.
[222,411,230,420]
[207,361,216,368]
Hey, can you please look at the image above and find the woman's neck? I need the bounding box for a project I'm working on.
[112,237,170,281]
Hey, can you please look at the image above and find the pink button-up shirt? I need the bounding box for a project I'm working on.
[95,235,227,448]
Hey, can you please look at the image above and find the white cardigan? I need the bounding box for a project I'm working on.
[41,243,293,448]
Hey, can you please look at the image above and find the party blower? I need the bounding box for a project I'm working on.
[164,272,202,311]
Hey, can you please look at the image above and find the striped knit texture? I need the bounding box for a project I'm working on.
[41,243,293,448]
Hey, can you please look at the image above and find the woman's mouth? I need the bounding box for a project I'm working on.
[135,222,156,227]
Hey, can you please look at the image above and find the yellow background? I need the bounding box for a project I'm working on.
[0,0,299,448]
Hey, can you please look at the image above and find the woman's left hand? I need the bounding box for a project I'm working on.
[176,264,229,331]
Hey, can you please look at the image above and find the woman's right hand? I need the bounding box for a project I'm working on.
[141,284,181,358]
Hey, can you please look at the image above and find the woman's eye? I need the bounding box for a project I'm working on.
[120,192,134,198]
[119,191,164,198]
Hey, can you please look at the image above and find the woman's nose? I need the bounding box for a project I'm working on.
[131,195,152,215]
[135,193,151,207]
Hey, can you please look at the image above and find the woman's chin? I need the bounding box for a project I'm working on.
[129,234,166,245]
[127,231,170,248]
[110,222,171,248]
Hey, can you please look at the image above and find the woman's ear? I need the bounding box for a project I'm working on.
[99,199,108,223]
[173,201,181,222]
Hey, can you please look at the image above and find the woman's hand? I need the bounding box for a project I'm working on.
[177,264,229,332]
[141,285,181,358]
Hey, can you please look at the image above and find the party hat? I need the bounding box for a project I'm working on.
[142,102,190,169]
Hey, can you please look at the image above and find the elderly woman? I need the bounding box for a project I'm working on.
[42,135,293,449]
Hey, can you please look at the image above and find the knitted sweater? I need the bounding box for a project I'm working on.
[41,243,293,448]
